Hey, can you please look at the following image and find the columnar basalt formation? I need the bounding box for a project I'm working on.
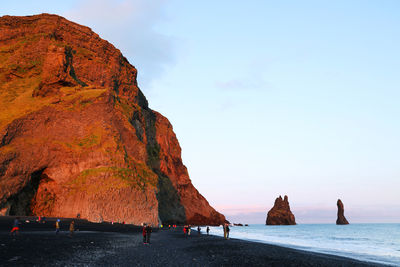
[0,14,225,225]
[336,199,349,225]
[266,195,296,225]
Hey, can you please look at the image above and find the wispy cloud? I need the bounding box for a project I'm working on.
[215,205,267,215]
[64,0,175,89]
[215,79,268,91]
[214,57,272,91]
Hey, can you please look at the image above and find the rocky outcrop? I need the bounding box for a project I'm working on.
[336,199,349,225]
[266,195,296,225]
[0,14,225,226]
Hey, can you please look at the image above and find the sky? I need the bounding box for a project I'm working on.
[2,0,400,223]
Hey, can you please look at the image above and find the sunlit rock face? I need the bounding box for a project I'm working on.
[0,14,225,226]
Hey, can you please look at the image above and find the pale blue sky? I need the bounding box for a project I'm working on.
[2,1,400,223]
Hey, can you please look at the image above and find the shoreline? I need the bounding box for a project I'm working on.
[0,217,384,266]
[208,233,389,267]
[205,229,390,266]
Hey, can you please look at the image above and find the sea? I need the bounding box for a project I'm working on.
[206,224,400,266]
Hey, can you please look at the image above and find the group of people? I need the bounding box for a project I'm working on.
[183,225,211,237]
[55,219,75,236]
[10,216,230,242]
[142,223,152,244]
[9,217,75,237]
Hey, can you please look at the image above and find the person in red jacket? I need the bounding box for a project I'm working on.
[10,217,20,236]
[142,224,147,244]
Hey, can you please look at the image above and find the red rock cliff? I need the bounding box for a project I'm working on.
[0,14,225,225]
[266,195,296,225]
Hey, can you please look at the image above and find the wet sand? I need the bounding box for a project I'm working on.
[0,216,382,266]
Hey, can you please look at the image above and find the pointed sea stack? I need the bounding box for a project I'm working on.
[0,14,225,226]
[336,199,349,225]
[266,195,296,225]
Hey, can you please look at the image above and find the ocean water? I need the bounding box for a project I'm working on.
[206,224,400,266]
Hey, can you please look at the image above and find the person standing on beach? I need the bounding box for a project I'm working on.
[10,217,20,236]
[142,224,147,244]
[145,224,152,244]
[55,219,60,235]
[69,221,75,237]
[197,226,201,235]
[188,225,191,236]
[223,224,227,239]
[206,226,210,235]
[226,225,230,239]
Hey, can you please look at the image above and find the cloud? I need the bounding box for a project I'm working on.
[63,0,175,89]
[215,79,266,91]
[214,58,272,91]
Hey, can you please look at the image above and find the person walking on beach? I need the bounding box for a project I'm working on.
[197,226,201,235]
[206,226,210,235]
[145,224,152,244]
[69,221,75,237]
[10,217,21,236]
[55,219,60,235]
[142,224,147,244]
[183,225,188,238]
[226,225,230,239]
[188,225,191,236]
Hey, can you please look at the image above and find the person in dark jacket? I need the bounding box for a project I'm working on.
[145,225,152,244]
[206,226,210,235]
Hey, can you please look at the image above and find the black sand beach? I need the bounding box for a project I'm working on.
[0,216,382,266]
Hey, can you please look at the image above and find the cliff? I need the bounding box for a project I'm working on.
[0,14,225,225]
[336,199,349,225]
[266,195,296,225]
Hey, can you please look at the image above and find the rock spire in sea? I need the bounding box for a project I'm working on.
[266,195,296,225]
[336,199,349,225]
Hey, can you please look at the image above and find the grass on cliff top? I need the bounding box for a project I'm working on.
[0,33,108,131]
[0,81,107,132]
[60,87,107,111]
[0,76,49,130]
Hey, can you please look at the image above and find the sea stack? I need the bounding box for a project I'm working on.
[336,199,349,225]
[266,195,296,225]
[0,14,225,226]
